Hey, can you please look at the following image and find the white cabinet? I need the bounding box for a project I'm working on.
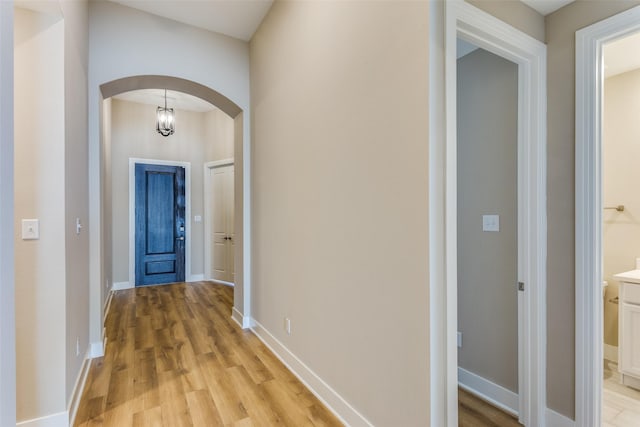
[618,280,640,389]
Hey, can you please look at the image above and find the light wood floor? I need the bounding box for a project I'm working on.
[458,388,521,427]
[74,282,343,427]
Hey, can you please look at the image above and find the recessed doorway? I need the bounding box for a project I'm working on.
[204,159,235,285]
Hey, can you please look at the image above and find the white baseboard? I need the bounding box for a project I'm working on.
[112,281,132,291]
[231,307,254,329]
[68,349,92,427]
[89,341,104,358]
[103,289,114,321]
[458,367,518,416]
[94,289,114,359]
[604,344,618,363]
[211,279,234,287]
[251,319,373,427]
[545,408,575,427]
[16,348,94,427]
[16,411,67,427]
[189,274,204,282]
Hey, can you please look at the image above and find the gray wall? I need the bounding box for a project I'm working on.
[110,99,233,284]
[0,2,15,425]
[457,48,519,392]
[545,0,640,417]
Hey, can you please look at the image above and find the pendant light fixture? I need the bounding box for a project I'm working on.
[156,89,175,137]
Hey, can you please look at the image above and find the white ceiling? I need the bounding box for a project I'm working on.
[109,0,273,41]
[520,0,574,16]
[604,31,640,78]
[113,89,217,113]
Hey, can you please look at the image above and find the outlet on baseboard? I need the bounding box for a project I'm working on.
[284,317,291,335]
[457,332,462,348]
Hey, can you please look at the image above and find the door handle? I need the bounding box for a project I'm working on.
[176,236,184,241]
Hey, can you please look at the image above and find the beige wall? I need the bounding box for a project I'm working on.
[457,48,519,392]
[61,0,89,405]
[205,108,235,161]
[467,0,545,42]
[14,6,66,421]
[602,69,640,346]
[110,99,233,284]
[545,0,640,417]
[101,97,112,322]
[15,1,90,421]
[250,1,429,425]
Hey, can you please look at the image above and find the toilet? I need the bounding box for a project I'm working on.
[603,280,608,299]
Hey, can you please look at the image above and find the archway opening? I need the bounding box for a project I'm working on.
[91,75,248,356]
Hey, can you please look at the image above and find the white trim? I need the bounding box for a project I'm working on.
[431,2,547,426]
[90,341,104,359]
[604,344,619,363]
[428,2,450,425]
[458,367,519,417]
[16,412,68,427]
[189,274,204,282]
[545,408,575,427]
[111,281,132,291]
[232,307,254,329]
[203,159,234,282]
[93,288,114,357]
[103,288,113,322]
[128,158,191,287]
[211,279,234,287]
[0,3,15,426]
[67,349,92,427]
[575,7,640,425]
[206,158,234,168]
[250,320,373,427]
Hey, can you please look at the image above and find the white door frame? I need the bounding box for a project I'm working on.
[0,2,15,425]
[204,158,234,285]
[429,2,547,425]
[575,6,640,426]
[128,158,192,287]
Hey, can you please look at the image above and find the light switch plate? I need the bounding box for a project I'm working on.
[194,215,202,223]
[482,214,500,232]
[22,219,40,240]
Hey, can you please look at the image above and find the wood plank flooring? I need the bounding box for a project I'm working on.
[74,282,343,427]
[458,388,521,427]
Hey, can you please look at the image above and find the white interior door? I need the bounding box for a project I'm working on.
[210,165,234,283]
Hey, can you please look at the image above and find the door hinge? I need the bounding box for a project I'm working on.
[518,281,525,292]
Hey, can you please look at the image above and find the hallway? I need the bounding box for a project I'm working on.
[74,282,342,427]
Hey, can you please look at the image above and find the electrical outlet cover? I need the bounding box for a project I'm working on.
[482,214,500,232]
[21,219,40,240]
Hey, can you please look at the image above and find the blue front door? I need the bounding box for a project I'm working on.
[135,163,186,286]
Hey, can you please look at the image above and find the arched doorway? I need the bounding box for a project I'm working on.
[90,75,251,356]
